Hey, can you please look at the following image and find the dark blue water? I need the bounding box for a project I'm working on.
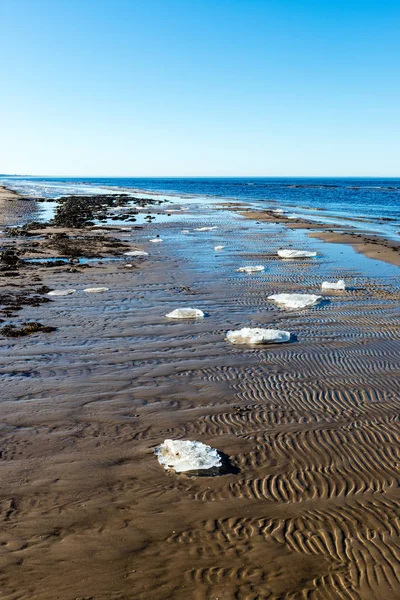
[2,176,400,239]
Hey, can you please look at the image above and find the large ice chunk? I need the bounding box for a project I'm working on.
[155,439,222,473]
[124,250,149,257]
[278,249,317,258]
[166,308,205,319]
[321,279,346,291]
[268,293,321,309]
[236,265,265,273]
[226,327,290,345]
[47,289,76,296]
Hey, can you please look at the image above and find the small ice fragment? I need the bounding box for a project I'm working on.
[125,263,133,267]
[149,238,163,243]
[155,439,222,473]
[278,249,317,258]
[181,229,190,234]
[226,327,290,345]
[214,245,225,251]
[124,250,149,257]
[83,287,109,293]
[272,209,284,213]
[47,289,76,297]
[237,265,265,273]
[166,308,205,319]
[268,293,321,309]
[194,226,218,231]
[321,280,346,291]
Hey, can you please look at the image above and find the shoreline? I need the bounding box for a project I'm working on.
[0,184,23,200]
[238,207,400,267]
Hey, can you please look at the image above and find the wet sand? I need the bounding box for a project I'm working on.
[239,208,400,267]
[1,196,400,599]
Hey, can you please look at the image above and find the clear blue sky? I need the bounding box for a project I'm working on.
[1,0,399,176]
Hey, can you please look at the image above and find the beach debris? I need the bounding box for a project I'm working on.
[0,322,56,338]
[155,439,222,473]
[226,327,291,345]
[194,226,218,231]
[83,287,109,293]
[237,265,265,273]
[278,249,317,258]
[47,289,76,296]
[321,279,346,291]
[268,293,322,309]
[149,238,163,243]
[166,308,205,319]
[214,245,225,251]
[124,250,149,257]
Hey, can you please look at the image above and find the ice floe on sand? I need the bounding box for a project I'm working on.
[166,308,205,319]
[237,265,265,273]
[155,439,222,473]
[194,226,218,231]
[268,293,321,309]
[47,289,76,296]
[226,327,291,345]
[321,279,346,291]
[278,249,317,258]
[83,287,109,293]
[124,250,149,257]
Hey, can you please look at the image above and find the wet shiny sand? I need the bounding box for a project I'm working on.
[1,205,400,599]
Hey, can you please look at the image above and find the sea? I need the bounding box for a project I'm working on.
[1,176,400,240]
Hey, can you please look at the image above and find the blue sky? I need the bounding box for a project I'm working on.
[1,0,399,176]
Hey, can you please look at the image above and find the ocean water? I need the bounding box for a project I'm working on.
[1,176,400,240]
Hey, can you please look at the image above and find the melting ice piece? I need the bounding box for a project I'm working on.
[278,249,317,258]
[149,238,163,243]
[321,280,346,291]
[272,209,284,214]
[166,308,205,319]
[237,265,265,273]
[268,293,321,309]
[83,287,109,293]
[181,229,190,234]
[226,327,290,345]
[214,245,225,251]
[47,289,76,296]
[194,226,218,231]
[155,439,222,473]
[124,250,149,257]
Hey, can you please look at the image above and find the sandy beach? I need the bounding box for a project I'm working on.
[1,190,400,599]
